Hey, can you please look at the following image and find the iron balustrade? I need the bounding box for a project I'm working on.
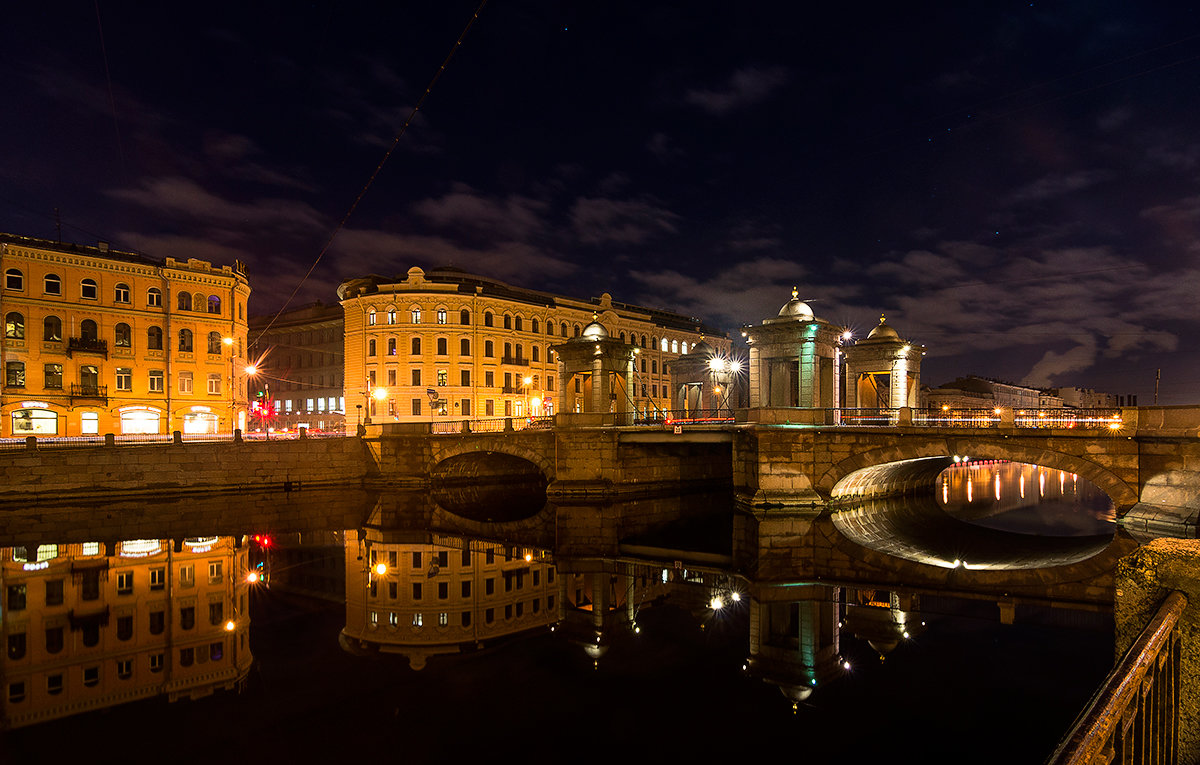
[1047,590,1186,765]
[66,337,108,358]
[914,408,1000,427]
[68,384,108,403]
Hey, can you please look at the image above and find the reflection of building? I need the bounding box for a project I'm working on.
[337,267,725,424]
[0,234,251,437]
[247,301,345,432]
[747,585,845,706]
[842,588,924,659]
[340,533,566,669]
[0,537,252,729]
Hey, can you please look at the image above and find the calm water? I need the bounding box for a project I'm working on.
[0,464,1122,762]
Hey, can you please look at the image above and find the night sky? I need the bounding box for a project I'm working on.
[3,2,1199,402]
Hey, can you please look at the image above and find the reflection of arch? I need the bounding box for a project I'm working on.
[429,439,555,483]
[823,441,1138,509]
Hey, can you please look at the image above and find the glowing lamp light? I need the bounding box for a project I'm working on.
[523,376,532,386]
[731,592,741,602]
[993,407,1002,415]
[222,336,234,347]
[843,661,851,670]
[708,358,724,372]
[244,364,258,375]
[372,387,388,401]
[710,596,724,610]
[246,572,260,583]
[224,620,236,632]
[730,360,742,373]
[524,552,533,562]
[530,397,542,408]
[374,562,387,576]
[842,330,853,341]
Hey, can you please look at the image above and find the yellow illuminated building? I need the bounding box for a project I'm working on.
[337,267,728,424]
[0,234,251,437]
[0,536,253,729]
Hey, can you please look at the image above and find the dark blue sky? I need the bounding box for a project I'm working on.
[3,2,1199,402]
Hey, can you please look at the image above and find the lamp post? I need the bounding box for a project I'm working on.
[223,337,236,434]
[522,376,532,418]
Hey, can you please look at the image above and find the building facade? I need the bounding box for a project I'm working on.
[247,301,345,433]
[0,234,251,437]
[337,267,728,425]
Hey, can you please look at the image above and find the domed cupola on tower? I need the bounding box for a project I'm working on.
[842,314,924,409]
[741,287,842,409]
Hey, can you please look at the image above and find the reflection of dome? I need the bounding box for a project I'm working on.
[776,684,813,703]
[867,314,900,340]
[778,288,814,320]
[581,316,608,340]
[867,639,900,655]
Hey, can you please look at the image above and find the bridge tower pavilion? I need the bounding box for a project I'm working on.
[552,316,637,416]
[742,289,843,409]
[842,315,925,409]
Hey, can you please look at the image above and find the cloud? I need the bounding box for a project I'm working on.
[108,177,326,234]
[412,184,548,240]
[684,66,790,115]
[1023,339,1098,387]
[569,197,679,245]
[646,132,685,162]
[1008,170,1110,204]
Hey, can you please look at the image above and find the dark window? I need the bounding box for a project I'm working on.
[412,583,422,600]
[44,274,61,295]
[45,579,63,605]
[485,340,494,357]
[209,602,223,626]
[82,623,100,647]
[207,295,221,314]
[207,332,222,354]
[180,606,195,630]
[460,309,470,325]
[411,337,421,354]
[80,279,98,299]
[115,323,131,347]
[437,338,447,355]
[178,292,192,311]
[81,570,100,600]
[180,647,194,667]
[484,312,493,327]
[114,283,130,303]
[148,326,163,350]
[45,627,63,654]
[411,369,421,386]
[460,338,470,355]
[149,611,165,635]
[178,329,193,352]
[504,315,512,330]
[7,632,26,660]
[117,615,133,641]
[5,269,23,291]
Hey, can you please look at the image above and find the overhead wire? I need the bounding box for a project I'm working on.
[251,0,490,345]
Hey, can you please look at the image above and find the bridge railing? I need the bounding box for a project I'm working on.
[430,416,556,435]
[833,408,902,426]
[913,407,1000,427]
[1047,590,1185,765]
[0,428,346,450]
[1014,408,1122,429]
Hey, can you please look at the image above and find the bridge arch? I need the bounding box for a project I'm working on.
[822,437,1139,509]
[427,434,556,483]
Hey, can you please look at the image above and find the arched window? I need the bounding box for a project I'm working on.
[368,339,376,356]
[388,338,397,356]
[574,324,581,338]
[436,309,447,325]
[114,283,130,303]
[460,309,470,325]
[207,295,221,314]
[409,308,419,324]
[411,337,421,355]
[532,345,539,362]
[484,312,494,327]
[560,322,568,336]
[43,316,62,342]
[115,323,131,348]
[44,274,61,295]
[179,328,193,352]
[619,331,626,343]
[671,340,678,353]
[80,320,98,341]
[80,279,98,300]
[515,316,523,332]
[485,340,494,357]
[681,341,688,354]
[5,312,23,339]
[5,269,23,291]
[532,318,540,333]
[192,293,204,312]
[460,338,470,356]
[147,287,162,307]
[148,326,163,350]
[368,309,377,325]
[641,335,647,347]
[504,314,512,330]
[207,332,222,354]
[504,342,512,359]
[178,292,192,311]
[660,338,667,352]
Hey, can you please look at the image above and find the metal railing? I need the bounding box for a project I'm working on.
[430,416,555,435]
[1015,408,1123,429]
[1047,590,1186,765]
[0,429,348,450]
[913,408,1000,427]
[832,408,901,426]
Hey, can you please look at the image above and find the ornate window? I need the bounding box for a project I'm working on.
[80,279,98,300]
[147,288,162,307]
[114,283,130,303]
[44,274,61,295]
[4,312,23,340]
[115,323,131,347]
[179,328,193,353]
[5,269,22,291]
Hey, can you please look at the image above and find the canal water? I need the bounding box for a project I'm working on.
[0,462,1122,762]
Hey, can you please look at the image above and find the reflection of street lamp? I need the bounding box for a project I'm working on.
[372,387,388,421]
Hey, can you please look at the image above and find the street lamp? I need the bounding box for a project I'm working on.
[223,337,236,434]
[522,376,533,418]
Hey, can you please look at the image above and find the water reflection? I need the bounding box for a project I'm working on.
[1,537,252,729]
[938,461,1116,535]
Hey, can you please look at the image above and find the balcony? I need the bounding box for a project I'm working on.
[70,383,108,403]
[67,337,108,359]
[500,356,529,366]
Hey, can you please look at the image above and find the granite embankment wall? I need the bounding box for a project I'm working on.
[0,437,378,504]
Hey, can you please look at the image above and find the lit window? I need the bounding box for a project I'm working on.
[388,612,399,627]
[5,312,23,339]
[437,370,447,387]
[115,368,132,391]
[436,309,447,324]
[179,371,193,394]
[207,374,221,395]
[409,309,418,324]
[368,309,377,325]
[438,612,448,626]
[149,370,164,393]
[115,322,131,347]
[412,613,423,628]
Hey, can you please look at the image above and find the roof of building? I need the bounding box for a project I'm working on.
[777,287,815,321]
[865,314,900,341]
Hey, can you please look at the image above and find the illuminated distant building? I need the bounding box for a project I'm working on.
[0,537,252,729]
[337,267,726,424]
[247,301,345,433]
[927,376,1046,410]
[0,233,251,437]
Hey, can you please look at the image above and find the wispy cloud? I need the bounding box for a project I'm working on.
[684,66,790,115]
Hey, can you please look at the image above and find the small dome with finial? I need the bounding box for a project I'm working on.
[778,287,814,320]
[867,314,900,341]
[581,312,608,341]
